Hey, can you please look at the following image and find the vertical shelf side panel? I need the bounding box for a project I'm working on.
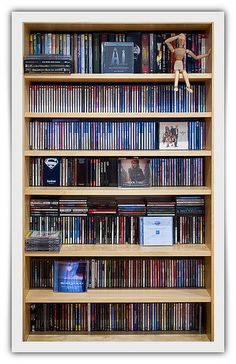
[205,24,213,342]
[23,23,31,342]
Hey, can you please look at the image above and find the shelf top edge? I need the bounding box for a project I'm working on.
[25,288,211,303]
[24,150,212,156]
[24,22,212,32]
[24,73,212,82]
[25,244,211,257]
[24,186,212,196]
[25,112,212,119]
[26,332,210,342]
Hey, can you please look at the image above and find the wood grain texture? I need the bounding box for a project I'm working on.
[24,150,212,157]
[26,288,211,303]
[25,112,212,119]
[25,244,211,257]
[24,186,212,196]
[27,332,210,342]
[24,73,212,83]
[24,22,211,32]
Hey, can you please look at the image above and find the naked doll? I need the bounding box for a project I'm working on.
[165,33,211,93]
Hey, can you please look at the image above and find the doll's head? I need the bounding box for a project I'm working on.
[178,33,186,47]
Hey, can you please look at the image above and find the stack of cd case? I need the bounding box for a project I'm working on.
[24,54,73,73]
[25,231,62,252]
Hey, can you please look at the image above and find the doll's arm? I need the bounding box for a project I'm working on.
[186,48,211,60]
[164,35,179,52]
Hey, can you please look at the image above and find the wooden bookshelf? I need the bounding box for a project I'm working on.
[22,17,213,341]
[12,12,224,352]
[22,16,214,340]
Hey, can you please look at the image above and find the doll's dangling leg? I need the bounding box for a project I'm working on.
[174,70,179,92]
[182,70,193,93]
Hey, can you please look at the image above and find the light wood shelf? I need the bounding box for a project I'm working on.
[24,73,212,83]
[24,150,212,157]
[26,288,211,303]
[25,112,212,119]
[25,186,212,196]
[27,332,210,342]
[25,244,211,257]
[20,18,216,346]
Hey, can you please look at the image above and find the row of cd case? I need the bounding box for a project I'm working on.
[45,215,173,293]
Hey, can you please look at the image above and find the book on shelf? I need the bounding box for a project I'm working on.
[53,260,88,292]
[118,158,151,188]
[101,42,134,73]
[139,216,174,246]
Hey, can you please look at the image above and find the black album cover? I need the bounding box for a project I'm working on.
[43,157,60,186]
